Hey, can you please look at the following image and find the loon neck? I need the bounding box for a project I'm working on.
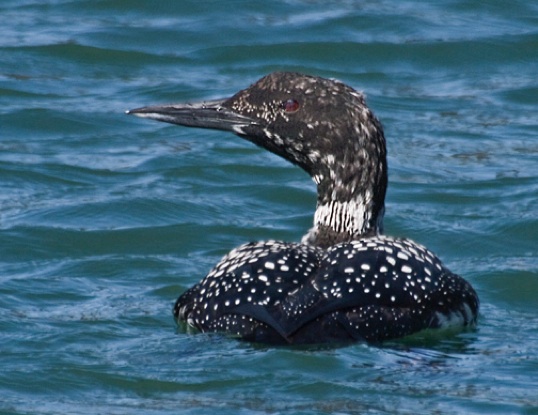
[303,191,385,249]
[303,149,387,249]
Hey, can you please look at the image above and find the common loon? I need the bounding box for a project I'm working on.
[128,72,479,344]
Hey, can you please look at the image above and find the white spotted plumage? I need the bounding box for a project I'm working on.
[174,235,478,344]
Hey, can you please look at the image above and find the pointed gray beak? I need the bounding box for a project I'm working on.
[126,99,259,134]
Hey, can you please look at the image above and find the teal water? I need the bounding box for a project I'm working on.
[1,1,537,414]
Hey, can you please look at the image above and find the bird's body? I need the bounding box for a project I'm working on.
[128,72,479,344]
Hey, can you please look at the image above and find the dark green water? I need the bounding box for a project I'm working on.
[1,1,537,414]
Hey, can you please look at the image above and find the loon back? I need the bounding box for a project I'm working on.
[128,72,479,344]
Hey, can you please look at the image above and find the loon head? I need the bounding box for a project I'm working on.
[128,72,387,248]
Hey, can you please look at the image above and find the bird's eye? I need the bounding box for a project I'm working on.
[281,99,300,113]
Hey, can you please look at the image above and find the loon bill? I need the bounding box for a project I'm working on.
[127,72,479,344]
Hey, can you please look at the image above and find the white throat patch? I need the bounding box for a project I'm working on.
[313,198,372,236]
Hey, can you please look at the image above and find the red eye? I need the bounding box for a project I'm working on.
[281,99,300,113]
